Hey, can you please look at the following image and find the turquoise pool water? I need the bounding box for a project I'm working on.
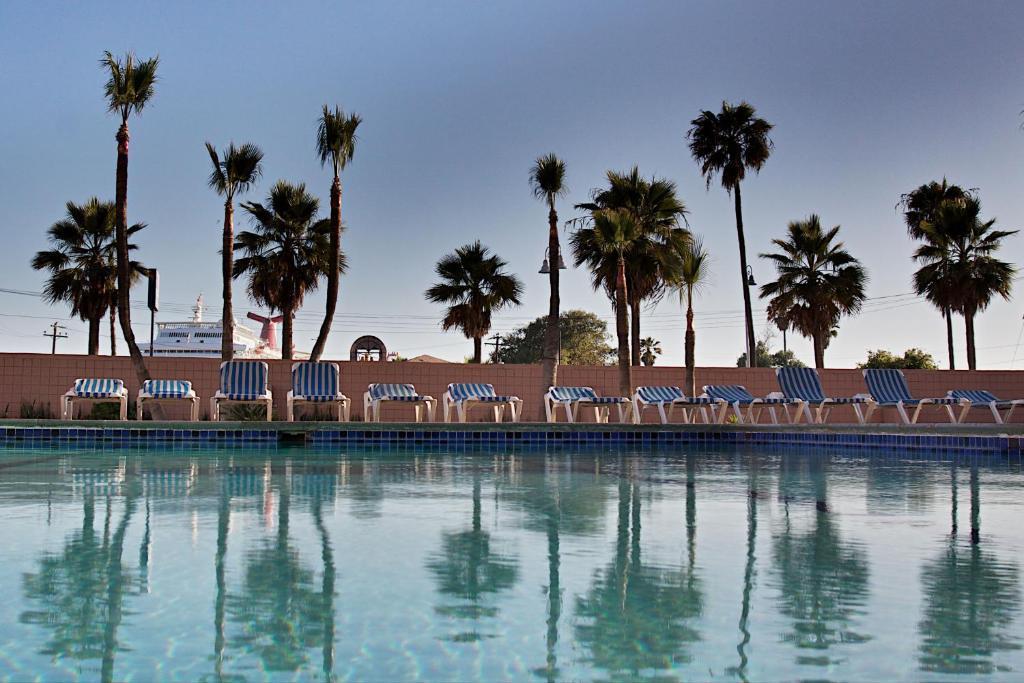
[0,447,1021,682]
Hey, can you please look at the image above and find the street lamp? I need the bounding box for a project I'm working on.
[539,246,567,274]
[746,265,756,287]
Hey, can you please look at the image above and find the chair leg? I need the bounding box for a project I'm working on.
[265,400,272,422]
[287,398,295,422]
[657,403,669,424]
[193,398,200,422]
[120,397,127,421]
[136,398,144,421]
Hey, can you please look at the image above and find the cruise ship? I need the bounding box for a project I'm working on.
[139,295,284,358]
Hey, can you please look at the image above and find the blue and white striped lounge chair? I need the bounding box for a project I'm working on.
[362,383,436,422]
[444,383,523,423]
[62,378,128,420]
[862,369,965,424]
[776,367,876,424]
[287,362,350,422]
[703,385,795,424]
[544,386,632,423]
[948,390,1024,425]
[632,386,715,424]
[136,379,199,421]
[211,361,273,421]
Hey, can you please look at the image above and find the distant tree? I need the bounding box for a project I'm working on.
[425,241,523,363]
[899,179,975,369]
[639,337,662,366]
[673,237,711,396]
[736,340,805,368]
[32,199,144,355]
[205,141,264,360]
[760,216,867,368]
[858,348,938,370]
[491,310,614,365]
[235,181,339,360]
[688,101,773,367]
[915,197,1016,370]
[310,105,361,361]
[529,153,568,389]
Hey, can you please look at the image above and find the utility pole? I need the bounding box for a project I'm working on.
[486,334,503,363]
[43,322,68,354]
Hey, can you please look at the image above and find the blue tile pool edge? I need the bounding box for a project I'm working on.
[0,425,1019,457]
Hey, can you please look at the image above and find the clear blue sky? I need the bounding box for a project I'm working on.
[1,0,1022,367]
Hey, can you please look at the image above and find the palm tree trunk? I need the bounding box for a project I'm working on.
[544,506,560,682]
[965,309,977,370]
[214,490,229,679]
[88,316,101,355]
[615,255,632,398]
[944,307,955,370]
[685,289,696,396]
[312,497,336,677]
[629,297,641,366]
[541,206,560,390]
[114,123,159,416]
[812,330,825,369]
[221,199,235,361]
[733,183,756,367]
[109,294,117,355]
[282,302,294,361]
[311,175,341,361]
[472,336,482,364]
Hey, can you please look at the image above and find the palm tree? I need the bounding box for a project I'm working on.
[575,168,689,364]
[529,154,568,390]
[235,181,339,360]
[425,241,523,363]
[206,142,264,361]
[759,216,867,368]
[674,237,711,396]
[310,105,362,361]
[687,101,773,367]
[638,337,661,366]
[899,180,974,369]
[101,51,158,388]
[571,209,642,397]
[32,199,144,355]
[915,197,1016,370]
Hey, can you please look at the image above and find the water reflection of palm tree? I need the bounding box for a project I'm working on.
[426,471,519,642]
[771,455,871,668]
[22,482,140,683]
[213,484,229,679]
[918,461,1022,675]
[311,489,337,679]
[575,473,703,679]
[228,482,322,672]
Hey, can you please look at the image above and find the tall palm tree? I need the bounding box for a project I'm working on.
[32,199,144,355]
[101,51,158,388]
[235,181,339,360]
[571,209,642,397]
[575,168,689,364]
[674,237,711,396]
[206,142,264,361]
[687,101,773,367]
[899,179,974,369]
[915,198,1016,370]
[530,154,567,390]
[759,216,867,368]
[310,106,361,361]
[425,241,523,363]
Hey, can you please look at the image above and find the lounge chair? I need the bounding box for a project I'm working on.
[776,367,876,424]
[286,362,349,422]
[137,379,199,421]
[632,386,715,424]
[544,386,631,423]
[703,385,795,424]
[363,383,436,422]
[62,378,127,420]
[444,383,522,423]
[210,361,273,421]
[948,389,1024,424]
[862,368,965,424]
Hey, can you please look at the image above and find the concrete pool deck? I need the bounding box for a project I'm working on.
[0,419,1022,456]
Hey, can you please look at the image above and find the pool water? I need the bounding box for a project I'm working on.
[0,447,1022,682]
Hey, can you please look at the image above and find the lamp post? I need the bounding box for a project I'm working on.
[540,245,568,360]
[745,266,756,367]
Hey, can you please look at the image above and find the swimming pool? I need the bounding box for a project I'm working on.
[0,446,1021,681]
